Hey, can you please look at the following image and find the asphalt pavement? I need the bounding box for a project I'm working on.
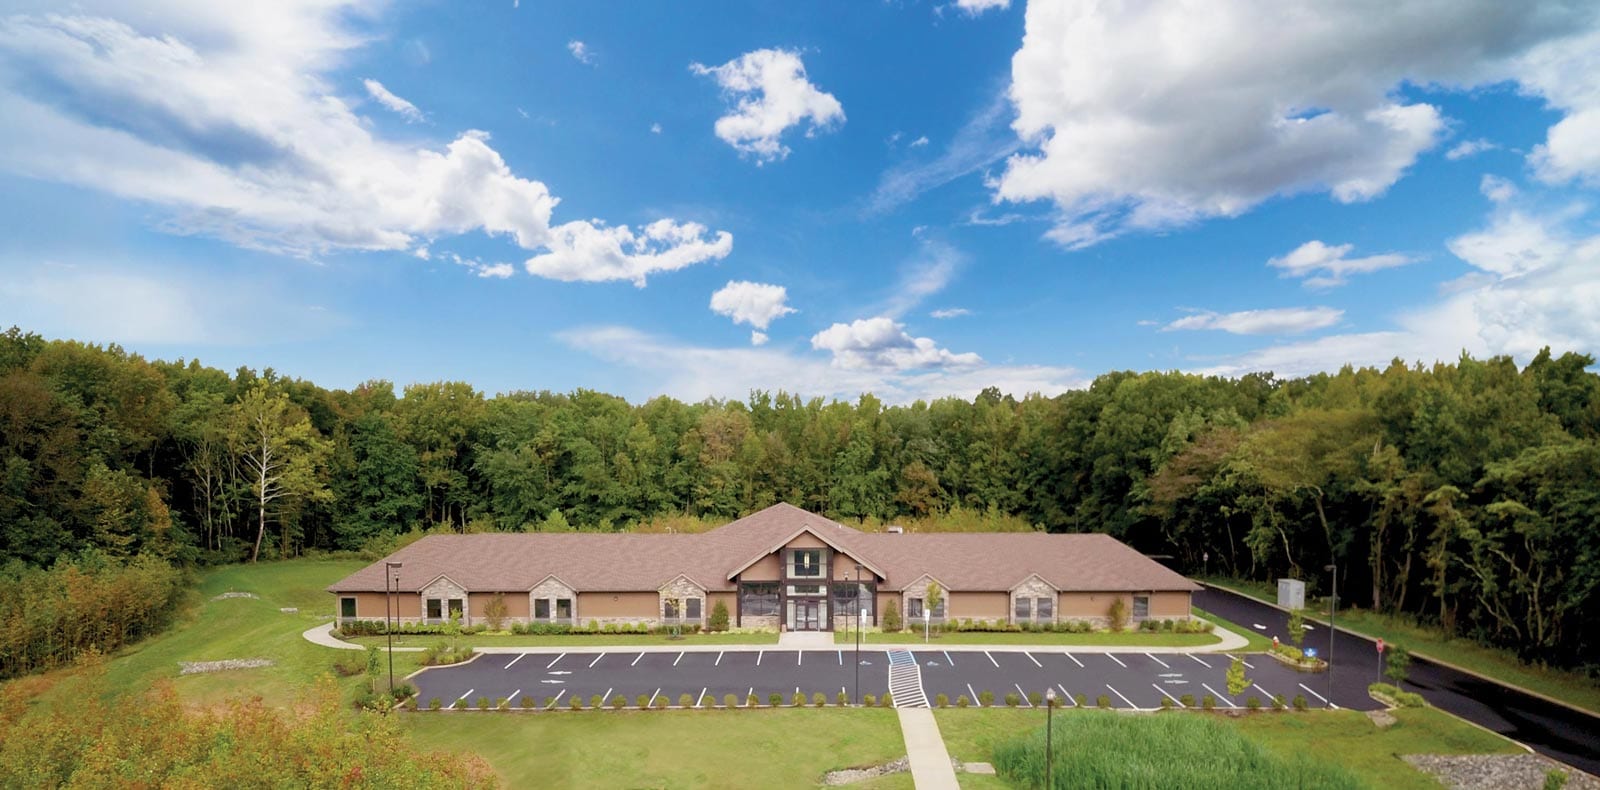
[1194,585,1600,778]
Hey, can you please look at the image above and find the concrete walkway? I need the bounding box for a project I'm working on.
[302,621,424,651]
[897,708,959,789]
[777,631,835,649]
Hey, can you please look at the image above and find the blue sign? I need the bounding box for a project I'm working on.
[1305,648,1318,659]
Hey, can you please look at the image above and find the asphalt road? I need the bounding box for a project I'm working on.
[1194,585,1600,777]
[410,644,1366,713]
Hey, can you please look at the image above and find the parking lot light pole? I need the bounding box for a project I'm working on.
[854,564,863,705]
[1045,687,1056,787]
[1325,561,1337,708]
[385,561,402,695]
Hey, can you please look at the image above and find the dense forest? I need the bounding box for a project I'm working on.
[1,327,1596,671]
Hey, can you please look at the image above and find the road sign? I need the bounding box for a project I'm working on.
[1377,638,1385,653]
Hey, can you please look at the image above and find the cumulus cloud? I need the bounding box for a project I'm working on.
[710,281,798,334]
[1479,174,1517,203]
[561,326,1081,404]
[1446,138,1498,160]
[567,40,594,65]
[1163,307,1343,335]
[363,78,424,122]
[996,2,1600,246]
[0,4,729,284]
[910,135,930,147]
[750,331,769,346]
[525,219,733,287]
[1268,241,1415,288]
[930,308,971,319]
[690,48,843,163]
[953,0,1010,15]
[811,317,982,371]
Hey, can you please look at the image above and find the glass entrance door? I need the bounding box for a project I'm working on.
[795,601,819,630]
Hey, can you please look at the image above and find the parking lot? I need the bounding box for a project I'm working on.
[409,648,1372,711]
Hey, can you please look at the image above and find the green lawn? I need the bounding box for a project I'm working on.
[1201,576,1600,716]
[833,630,1221,647]
[934,706,1522,790]
[1194,607,1274,653]
[403,708,906,789]
[349,631,780,649]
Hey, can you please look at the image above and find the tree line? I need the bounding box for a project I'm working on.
[1,327,1596,669]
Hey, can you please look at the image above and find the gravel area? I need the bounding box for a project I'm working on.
[178,658,275,675]
[1404,754,1599,789]
[211,592,258,600]
[822,757,909,785]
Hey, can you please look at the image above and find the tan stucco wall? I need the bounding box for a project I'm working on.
[708,592,736,621]
[467,591,530,619]
[742,554,781,581]
[1150,591,1192,617]
[346,591,419,619]
[579,592,657,618]
[784,532,827,549]
[1058,592,1113,617]
[877,591,901,621]
[831,552,877,581]
[953,592,1009,620]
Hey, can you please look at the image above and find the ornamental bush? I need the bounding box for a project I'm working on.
[1097,694,1111,709]
[935,693,949,708]
[725,694,738,708]
[837,691,849,706]
[979,690,995,707]
[1202,695,1216,710]
[709,599,731,632]
[636,694,649,709]
[589,695,603,709]
[747,693,760,707]
[1005,692,1021,707]
[1247,696,1261,711]
[1180,694,1195,708]
[769,692,783,707]
[812,692,826,707]
[882,600,903,633]
[1028,692,1043,707]
[863,693,877,707]
[881,693,893,707]
[568,696,582,711]
[612,696,626,710]
[957,695,970,707]
[679,693,693,708]
[1292,695,1309,711]
[792,691,806,707]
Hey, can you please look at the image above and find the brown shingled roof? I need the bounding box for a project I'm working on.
[326,502,1198,594]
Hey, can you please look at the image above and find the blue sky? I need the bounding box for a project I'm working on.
[1,1,1597,402]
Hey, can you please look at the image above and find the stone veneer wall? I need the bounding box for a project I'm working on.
[658,576,707,626]
[832,614,875,632]
[529,577,578,622]
[1010,577,1059,624]
[742,615,779,630]
[419,576,468,624]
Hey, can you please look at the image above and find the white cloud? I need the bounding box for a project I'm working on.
[525,219,733,287]
[1479,174,1517,203]
[1198,200,1600,378]
[869,89,1017,214]
[881,238,964,318]
[690,48,843,164]
[1163,307,1343,335]
[362,78,424,123]
[443,252,514,279]
[1446,138,1498,160]
[811,317,982,371]
[0,5,729,284]
[910,135,929,147]
[567,39,594,65]
[750,331,769,346]
[561,325,1082,404]
[930,308,971,319]
[997,2,1600,246]
[650,122,662,134]
[954,0,1010,16]
[1268,241,1415,288]
[710,281,798,332]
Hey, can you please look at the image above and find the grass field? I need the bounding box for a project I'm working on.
[833,629,1222,647]
[350,631,780,649]
[1200,576,1600,716]
[404,708,906,789]
[934,706,1522,790]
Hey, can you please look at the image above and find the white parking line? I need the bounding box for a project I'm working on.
[1024,651,1042,668]
[505,653,527,670]
[757,650,764,666]
[448,689,474,710]
[1106,684,1139,710]
[715,651,724,667]
[1014,683,1035,707]
[673,651,684,667]
[1188,654,1212,669]
[648,688,660,707]
[838,650,843,665]
[944,651,955,667]
[505,689,521,708]
[1064,651,1084,668]
[1299,683,1336,708]
[1252,683,1277,705]
[589,653,606,668]
[984,651,999,668]
[696,688,707,708]
[546,690,566,709]
[798,651,803,666]
[967,683,980,706]
[1057,684,1076,706]
[600,687,612,706]
[1201,683,1236,708]
[632,652,645,667]
[1106,654,1128,668]
[1153,684,1185,707]
[1227,653,1255,669]
[746,687,753,703]
[1145,653,1169,669]
[545,653,566,669]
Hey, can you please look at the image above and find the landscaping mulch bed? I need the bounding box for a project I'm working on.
[1403,754,1598,789]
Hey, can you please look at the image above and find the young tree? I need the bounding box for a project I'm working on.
[924,581,943,622]
[1107,597,1129,632]
[882,599,902,633]
[229,384,332,562]
[1384,645,1412,689]
[1287,607,1307,649]
[1226,655,1250,697]
[483,593,509,631]
[708,599,730,632]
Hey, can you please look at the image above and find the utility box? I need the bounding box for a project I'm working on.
[1277,579,1305,610]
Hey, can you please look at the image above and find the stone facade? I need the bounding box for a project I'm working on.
[658,575,707,626]
[419,575,468,624]
[528,576,578,624]
[1010,575,1058,625]
[832,614,875,632]
[741,615,780,630]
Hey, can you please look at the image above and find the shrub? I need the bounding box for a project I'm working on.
[391,683,415,702]
[652,696,668,709]
[1028,692,1043,707]
[1545,769,1570,790]
[1247,696,1261,711]
[589,694,603,709]
[709,599,731,632]
[792,691,806,707]
[1272,694,1287,710]
[636,694,650,709]
[1075,693,1087,708]
[429,697,442,710]
[1385,646,1413,687]
[679,693,694,708]
[1160,697,1173,710]
[1368,682,1426,708]
[725,694,738,708]
[483,593,509,631]
[612,695,626,710]
[747,693,759,707]
[881,693,893,707]
[863,693,877,707]
[568,696,582,710]
[957,695,970,707]
[935,693,949,708]
[1202,695,1216,710]
[769,692,783,707]
[332,651,366,677]
[813,692,826,707]
[477,696,490,711]
[1180,694,1196,708]
[460,697,474,710]
[882,600,903,633]
[1097,695,1111,709]
[837,691,849,706]
[1005,692,1021,707]
[1107,597,1129,632]
[1292,695,1309,711]
[979,690,995,707]
[496,697,508,710]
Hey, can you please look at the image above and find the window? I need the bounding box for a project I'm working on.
[340,597,356,619]
[790,548,823,577]
[426,598,443,620]
[534,599,550,619]
[448,599,464,620]
[907,597,924,619]
[556,598,572,620]
[1133,595,1149,619]
[831,582,874,618]
[1014,597,1031,622]
[664,599,679,619]
[740,583,779,616]
[1036,596,1053,621]
[686,598,702,620]
[788,584,824,596]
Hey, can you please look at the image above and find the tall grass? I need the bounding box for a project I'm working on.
[991,711,1361,789]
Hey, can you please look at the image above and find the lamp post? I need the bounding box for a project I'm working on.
[385,561,402,695]
[1324,562,1337,708]
[1044,687,1057,788]
[854,564,863,706]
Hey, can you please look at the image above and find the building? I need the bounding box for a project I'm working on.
[327,502,1198,631]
